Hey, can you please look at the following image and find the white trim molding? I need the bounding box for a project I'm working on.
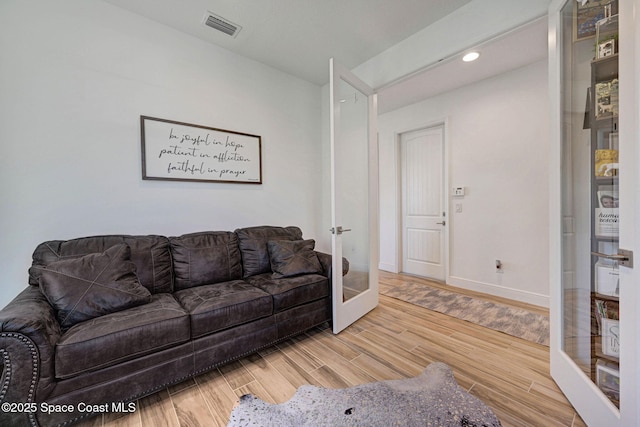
[447,275,549,308]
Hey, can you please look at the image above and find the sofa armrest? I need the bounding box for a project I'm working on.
[0,286,61,418]
[315,251,350,278]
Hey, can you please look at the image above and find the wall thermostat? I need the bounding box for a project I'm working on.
[453,187,465,197]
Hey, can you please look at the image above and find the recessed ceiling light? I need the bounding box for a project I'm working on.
[462,52,480,62]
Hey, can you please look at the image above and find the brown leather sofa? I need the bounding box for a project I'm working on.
[0,226,339,426]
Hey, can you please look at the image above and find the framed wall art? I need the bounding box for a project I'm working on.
[141,116,262,184]
[574,0,617,41]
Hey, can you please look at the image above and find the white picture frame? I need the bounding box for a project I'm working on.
[598,39,615,58]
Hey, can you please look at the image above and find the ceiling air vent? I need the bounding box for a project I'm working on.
[203,12,241,38]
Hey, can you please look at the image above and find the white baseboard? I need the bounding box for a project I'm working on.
[447,275,549,308]
[378,263,398,273]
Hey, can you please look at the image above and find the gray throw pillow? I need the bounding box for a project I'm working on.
[267,239,323,278]
[235,226,303,277]
[36,243,151,329]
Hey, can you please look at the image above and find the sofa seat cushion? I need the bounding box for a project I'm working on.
[173,280,273,339]
[55,293,189,379]
[245,273,329,313]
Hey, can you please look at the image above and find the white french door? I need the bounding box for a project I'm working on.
[401,126,446,281]
[549,1,640,425]
[329,58,379,334]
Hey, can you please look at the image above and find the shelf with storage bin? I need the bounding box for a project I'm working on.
[591,293,619,404]
[596,358,620,404]
[592,54,618,80]
[589,14,620,408]
[595,176,618,185]
[594,236,618,243]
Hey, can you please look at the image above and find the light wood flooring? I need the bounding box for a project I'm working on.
[77,271,585,427]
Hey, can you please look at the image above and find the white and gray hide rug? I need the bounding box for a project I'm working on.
[227,362,501,427]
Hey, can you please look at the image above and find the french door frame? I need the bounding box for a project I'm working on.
[549,1,640,425]
[329,58,379,334]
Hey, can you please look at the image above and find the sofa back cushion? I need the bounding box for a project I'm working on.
[169,231,242,290]
[235,226,303,278]
[29,235,173,294]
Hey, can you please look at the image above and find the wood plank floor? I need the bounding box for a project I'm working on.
[77,271,585,427]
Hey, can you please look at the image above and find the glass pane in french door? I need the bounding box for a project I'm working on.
[336,76,370,302]
[560,0,620,407]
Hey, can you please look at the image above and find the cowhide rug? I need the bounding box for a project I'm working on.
[227,362,501,427]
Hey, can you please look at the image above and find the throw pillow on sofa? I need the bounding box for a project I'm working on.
[34,243,151,329]
[267,239,323,278]
[236,226,303,277]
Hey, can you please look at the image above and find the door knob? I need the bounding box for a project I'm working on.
[330,226,352,235]
[436,221,446,226]
[592,249,634,268]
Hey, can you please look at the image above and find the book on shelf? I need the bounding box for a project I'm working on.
[610,79,619,116]
[595,299,619,358]
[595,259,619,296]
[595,149,618,177]
[602,318,620,357]
[597,190,618,208]
[595,80,617,119]
[595,208,619,237]
[595,190,619,236]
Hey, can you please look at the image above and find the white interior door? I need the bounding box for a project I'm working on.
[549,1,640,425]
[329,58,379,334]
[401,126,446,281]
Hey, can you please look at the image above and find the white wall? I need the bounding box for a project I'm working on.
[379,60,550,306]
[0,0,323,307]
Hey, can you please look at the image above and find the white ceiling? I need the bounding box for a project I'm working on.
[377,17,548,113]
[102,0,548,113]
[102,0,474,85]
